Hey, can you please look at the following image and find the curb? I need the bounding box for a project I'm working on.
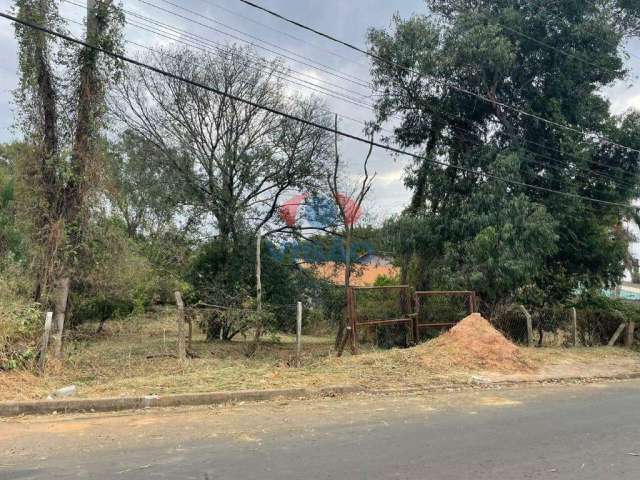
[0,388,308,417]
[2,373,640,417]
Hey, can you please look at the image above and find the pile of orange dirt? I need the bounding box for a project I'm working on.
[415,313,535,373]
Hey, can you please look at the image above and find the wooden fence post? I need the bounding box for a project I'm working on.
[625,321,635,348]
[520,305,534,347]
[571,307,578,347]
[608,322,627,347]
[295,301,302,367]
[38,312,53,374]
[175,291,186,361]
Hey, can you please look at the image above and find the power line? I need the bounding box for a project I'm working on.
[61,5,395,147]
[63,0,373,109]
[16,9,640,199]
[426,106,639,189]
[117,9,638,189]
[118,1,370,99]
[235,0,640,155]
[191,0,368,69]
[2,10,637,213]
[113,2,640,187]
[113,0,640,186]
[496,22,627,76]
[134,0,370,89]
[60,2,640,192]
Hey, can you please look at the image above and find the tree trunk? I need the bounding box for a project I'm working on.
[336,231,353,355]
[408,127,440,213]
[52,276,70,358]
[334,321,346,350]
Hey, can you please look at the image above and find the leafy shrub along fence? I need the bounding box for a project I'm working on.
[0,269,43,371]
[10,286,640,375]
[490,304,639,347]
[0,302,42,370]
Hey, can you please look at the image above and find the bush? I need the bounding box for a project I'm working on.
[575,294,640,346]
[72,218,176,327]
[197,307,254,342]
[0,262,42,370]
[490,305,529,344]
[195,297,279,343]
[575,308,626,346]
[187,236,319,337]
[302,307,332,336]
[73,294,137,331]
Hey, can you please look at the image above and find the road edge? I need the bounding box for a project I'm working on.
[2,373,640,417]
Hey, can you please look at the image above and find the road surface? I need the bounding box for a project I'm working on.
[2,380,640,479]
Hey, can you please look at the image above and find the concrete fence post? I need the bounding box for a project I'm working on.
[175,291,186,361]
[37,312,53,374]
[296,301,302,366]
[625,321,635,348]
[608,322,627,347]
[520,305,533,347]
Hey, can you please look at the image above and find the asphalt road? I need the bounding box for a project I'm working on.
[2,381,640,479]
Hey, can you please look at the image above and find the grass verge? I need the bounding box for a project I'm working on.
[1,310,638,401]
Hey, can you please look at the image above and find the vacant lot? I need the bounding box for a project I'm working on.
[1,311,639,401]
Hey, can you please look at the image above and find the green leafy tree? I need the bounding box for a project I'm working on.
[13,0,124,353]
[0,143,26,261]
[186,235,315,340]
[371,1,640,310]
[105,130,188,239]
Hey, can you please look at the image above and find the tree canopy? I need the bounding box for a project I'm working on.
[371,0,640,309]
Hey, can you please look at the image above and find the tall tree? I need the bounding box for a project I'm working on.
[328,116,375,354]
[112,46,333,251]
[13,0,123,353]
[105,130,187,239]
[0,143,25,261]
[370,0,640,310]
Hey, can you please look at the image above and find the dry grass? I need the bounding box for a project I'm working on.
[1,310,638,401]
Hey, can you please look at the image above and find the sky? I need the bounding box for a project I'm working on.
[0,0,639,222]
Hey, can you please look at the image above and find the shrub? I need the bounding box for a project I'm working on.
[490,305,529,344]
[0,262,42,370]
[197,307,254,342]
[196,298,278,343]
[187,236,320,337]
[71,218,176,327]
[572,294,640,345]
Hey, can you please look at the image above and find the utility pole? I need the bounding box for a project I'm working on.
[247,228,264,356]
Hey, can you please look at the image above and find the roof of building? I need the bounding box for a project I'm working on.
[308,259,399,287]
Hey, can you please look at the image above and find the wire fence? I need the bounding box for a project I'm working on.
[350,286,413,348]
[489,304,638,347]
[53,292,638,376]
[414,291,475,341]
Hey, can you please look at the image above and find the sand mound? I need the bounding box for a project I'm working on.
[416,313,533,373]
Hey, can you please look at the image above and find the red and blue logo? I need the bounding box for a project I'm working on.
[278,193,363,229]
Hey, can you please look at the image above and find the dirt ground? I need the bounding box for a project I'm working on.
[1,312,639,402]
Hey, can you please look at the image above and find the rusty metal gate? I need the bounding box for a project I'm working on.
[347,285,414,353]
[413,291,476,341]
